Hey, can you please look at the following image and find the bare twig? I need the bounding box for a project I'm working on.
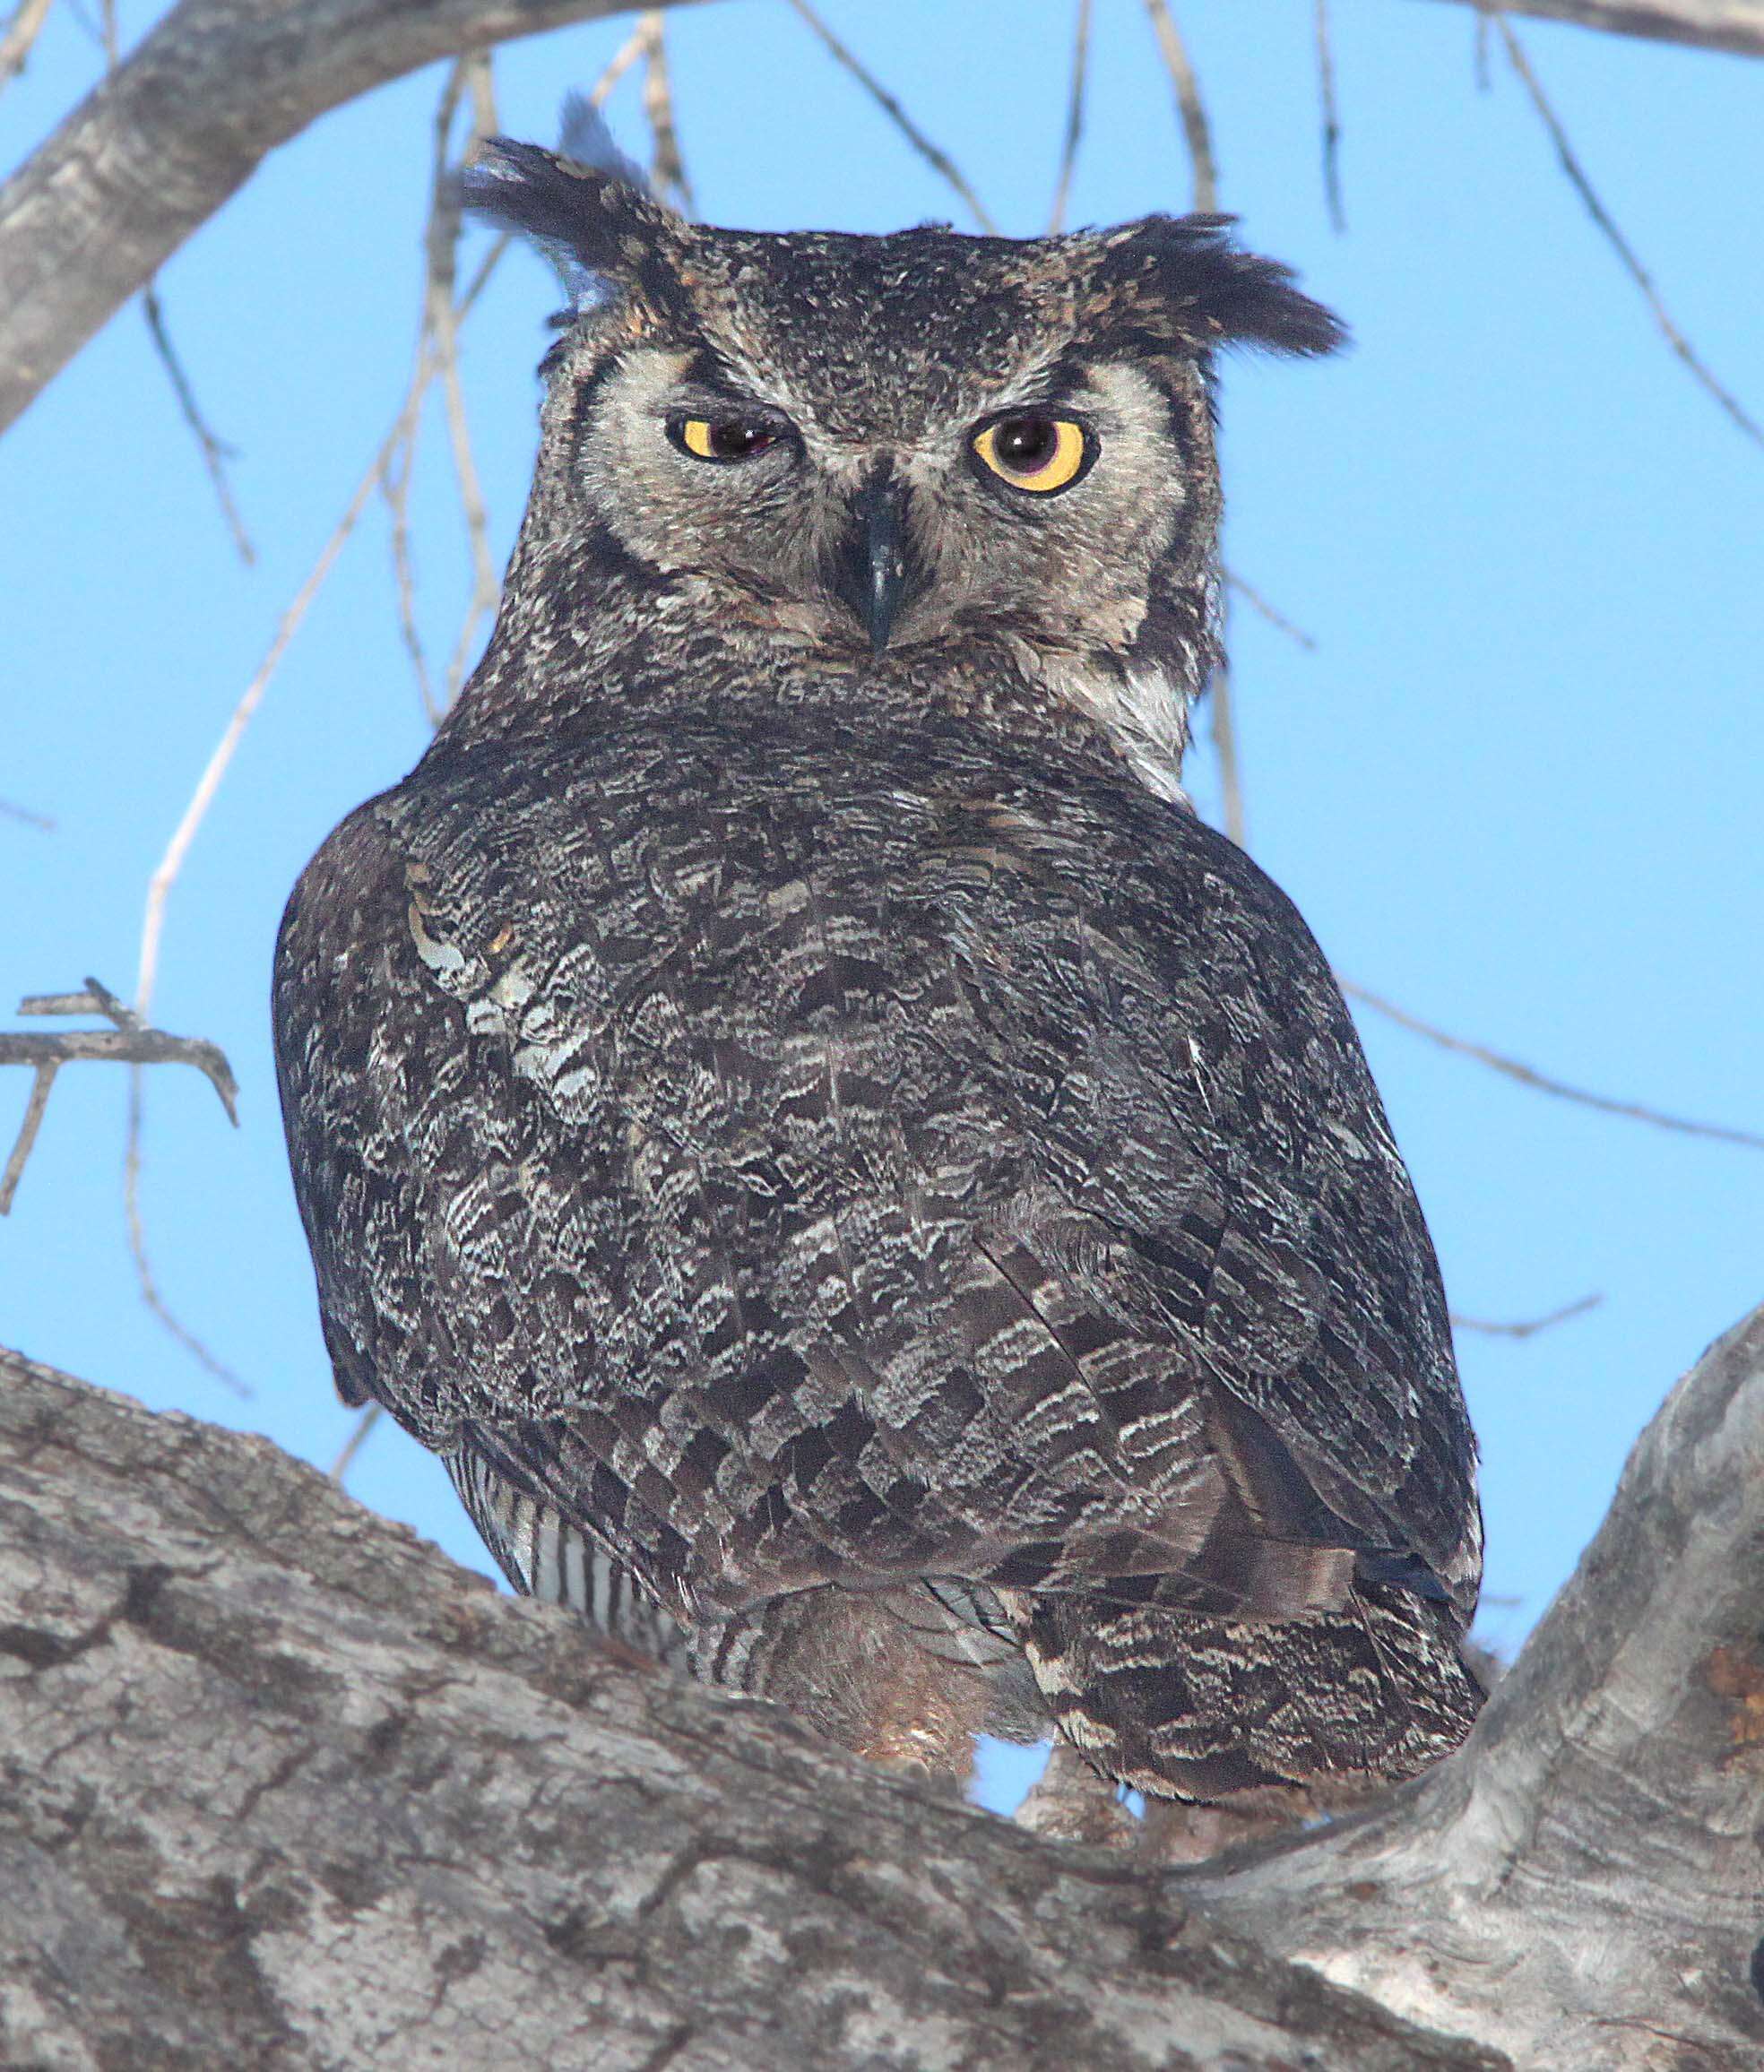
[380,403,435,721]
[1451,1292,1603,1339]
[1224,570,1318,651]
[329,1403,385,1483]
[0,0,54,95]
[1492,11,1763,448]
[587,17,648,109]
[1207,659,1246,848]
[9,982,247,1393]
[1416,0,1764,60]
[1344,980,1764,1150]
[427,55,502,713]
[1314,0,1346,231]
[638,10,695,213]
[783,0,999,233]
[122,1065,249,1395]
[0,981,238,1215]
[1142,0,1218,210]
[1047,0,1094,235]
[0,1067,56,1214]
[0,797,54,830]
[141,286,255,565]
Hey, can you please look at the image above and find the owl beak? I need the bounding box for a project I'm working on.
[832,471,919,652]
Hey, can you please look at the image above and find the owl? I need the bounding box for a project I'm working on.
[273,135,1483,1816]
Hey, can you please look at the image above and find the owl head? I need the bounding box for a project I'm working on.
[461,136,1341,794]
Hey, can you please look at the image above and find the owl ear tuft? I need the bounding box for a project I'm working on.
[1085,215,1346,360]
[460,124,685,307]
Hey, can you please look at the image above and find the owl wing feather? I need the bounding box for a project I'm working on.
[274,712,1479,1645]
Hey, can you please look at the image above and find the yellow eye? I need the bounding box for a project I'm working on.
[673,416,777,462]
[972,414,1089,494]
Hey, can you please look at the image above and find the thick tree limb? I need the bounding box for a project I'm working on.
[1189,1301,1764,2069]
[0,0,710,432]
[4,1308,1761,2064]
[0,1345,1499,2070]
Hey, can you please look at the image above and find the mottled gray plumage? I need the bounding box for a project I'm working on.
[274,139,1483,1801]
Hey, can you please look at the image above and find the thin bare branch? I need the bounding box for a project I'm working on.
[638,10,695,213]
[0,982,238,1216]
[1451,1292,1603,1339]
[1142,0,1218,210]
[1344,980,1764,1149]
[122,1064,248,1395]
[0,0,54,96]
[1047,0,1094,234]
[1207,660,1246,849]
[5,980,252,1391]
[588,18,647,109]
[141,286,255,565]
[1492,10,1763,448]
[1314,0,1346,231]
[0,797,54,830]
[329,1403,385,1483]
[783,0,999,233]
[381,407,435,721]
[464,33,497,134]
[426,56,501,713]
[1224,569,1318,652]
[0,1066,56,1215]
[1415,0,1764,60]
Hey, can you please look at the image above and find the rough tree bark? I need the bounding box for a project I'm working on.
[3,1305,1760,2069]
[2,0,1761,435]
[0,0,712,433]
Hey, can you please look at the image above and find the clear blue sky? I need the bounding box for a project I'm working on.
[4,2,1760,1814]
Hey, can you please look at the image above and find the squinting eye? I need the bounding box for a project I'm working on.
[673,416,778,462]
[972,414,1090,494]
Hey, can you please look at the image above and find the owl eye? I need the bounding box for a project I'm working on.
[671,415,779,462]
[971,414,1091,495]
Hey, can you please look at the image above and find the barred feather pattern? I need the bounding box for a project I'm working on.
[276,694,1483,1800]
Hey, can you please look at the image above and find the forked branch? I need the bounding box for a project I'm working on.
[0,980,236,1213]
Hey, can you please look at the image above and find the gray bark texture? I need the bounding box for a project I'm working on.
[2,0,1762,436]
[3,1303,1762,2070]
[0,0,709,434]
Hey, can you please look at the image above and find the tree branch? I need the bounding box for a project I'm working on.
[1414,0,1764,59]
[4,1305,1761,2064]
[0,0,713,432]
[0,980,237,1213]
[0,1343,1500,2070]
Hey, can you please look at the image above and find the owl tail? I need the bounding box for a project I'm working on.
[1021,1579,1484,1801]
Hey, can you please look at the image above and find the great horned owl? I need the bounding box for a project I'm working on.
[274,138,1483,1811]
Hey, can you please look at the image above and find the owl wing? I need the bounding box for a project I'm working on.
[274,718,1478,1636]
